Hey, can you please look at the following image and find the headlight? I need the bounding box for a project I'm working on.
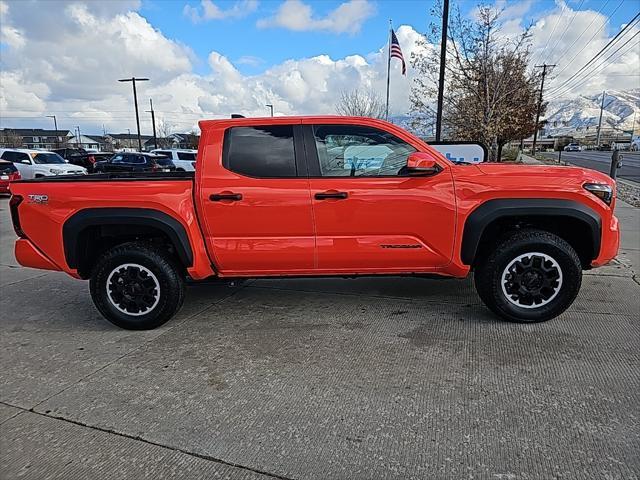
[583,183,613,205]
[49,168,63,175]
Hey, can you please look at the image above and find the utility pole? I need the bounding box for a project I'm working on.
[118,77,149,151]
[146,99,158,149]
[266,103,274,117]
[596,90,606,147]
[76,126,81,149]
[435,0,449,141]
[46,115,58,147]
[532,63,555,155]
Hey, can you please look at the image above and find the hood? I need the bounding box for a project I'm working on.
[474,163,614,187]
[43,163,85,170]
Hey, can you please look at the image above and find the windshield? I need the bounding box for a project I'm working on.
[32,153,66,164]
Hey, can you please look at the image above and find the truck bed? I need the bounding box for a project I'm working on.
[9,172,215,281]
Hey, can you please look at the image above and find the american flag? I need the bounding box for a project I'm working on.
[390,29,406,75]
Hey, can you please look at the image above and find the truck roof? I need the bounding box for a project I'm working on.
[198,115,398,130]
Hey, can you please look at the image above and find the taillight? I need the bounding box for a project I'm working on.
[9,195,26,238]
[11,171,21,180]
[88,155,96,164]
[191,162,197,169]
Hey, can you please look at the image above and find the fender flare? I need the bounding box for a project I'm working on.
[63,208,193,269]
[461,198,601,265]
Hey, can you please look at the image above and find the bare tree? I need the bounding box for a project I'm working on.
[410,3,543,160]
[156,119,174,148]
[0,130,23,148]
[336,89,386,119]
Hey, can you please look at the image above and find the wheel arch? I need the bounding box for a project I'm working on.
[63,208,194,278]
[461,199,601,268]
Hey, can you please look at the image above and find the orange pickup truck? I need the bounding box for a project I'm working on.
[9,116,619,329]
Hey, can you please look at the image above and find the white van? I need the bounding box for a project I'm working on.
[150,149,197,171]
[0,149,87,179]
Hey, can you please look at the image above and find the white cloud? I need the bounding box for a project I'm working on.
[526,3,640,98]
[1,0,637,136]
[257,0,374,34]
[236,55,265,67]
[183,0,258,23]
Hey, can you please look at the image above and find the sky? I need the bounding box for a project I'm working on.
[1,0,639,135]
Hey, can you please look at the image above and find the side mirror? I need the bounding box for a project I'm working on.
[404,152,442,176]
[21,159,31,165]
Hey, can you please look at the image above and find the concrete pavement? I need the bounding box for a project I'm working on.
[1,196,639,479]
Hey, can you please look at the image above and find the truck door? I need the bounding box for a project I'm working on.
[197,122,315,276]
[304,122,456,273]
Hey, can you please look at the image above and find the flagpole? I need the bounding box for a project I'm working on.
[385,19,392,121]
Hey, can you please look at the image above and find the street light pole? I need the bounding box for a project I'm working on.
[119,77,149,152]
[266,104,274,117]
[46,115,58,147]
[435,0,449,141]
[76,126,81,149]
[146,99,158,149]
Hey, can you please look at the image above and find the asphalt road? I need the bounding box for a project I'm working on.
[1,196,639,479]
[541,150,640,184]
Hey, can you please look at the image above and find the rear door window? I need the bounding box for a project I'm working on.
[177,152,196,161]
[1,151,31,163]
[223,125,296,177]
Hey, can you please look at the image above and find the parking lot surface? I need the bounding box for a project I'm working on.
[1,196,639,479]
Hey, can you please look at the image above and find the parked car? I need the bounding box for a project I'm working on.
[564,143,583,152]
[93,152,176,173]
[0,160,21,194]
[0,149,87,179]
[53,147,113,172]
[9,116,619,330]
[150,149,197,171]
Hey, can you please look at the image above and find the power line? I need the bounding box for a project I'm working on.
[533,1,568,67]
[546,0,613,70]
[549,4,636,86]
[547,12,640,94]
[544,0,585,63]
[547,34,640,100]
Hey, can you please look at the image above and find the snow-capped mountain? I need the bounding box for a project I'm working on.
[544,89,640,137]
[391,89,640,138]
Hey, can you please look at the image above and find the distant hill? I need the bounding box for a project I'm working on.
[390,89,640,138]
[542,89,639,137]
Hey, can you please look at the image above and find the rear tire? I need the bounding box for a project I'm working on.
[89,242,185,330]
[474,229,582,323]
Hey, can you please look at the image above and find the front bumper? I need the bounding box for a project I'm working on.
[592,213,620,267]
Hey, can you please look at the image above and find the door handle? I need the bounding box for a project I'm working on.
[210,193,242,201]
[315,191,348,200]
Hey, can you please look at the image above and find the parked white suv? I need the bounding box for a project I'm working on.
[0,149,87,179]
[150,149,197,171]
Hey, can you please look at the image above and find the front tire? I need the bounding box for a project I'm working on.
[474,229,582,323]
[90,242,185,329]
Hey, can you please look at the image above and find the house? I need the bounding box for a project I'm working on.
[168,133,200,149]
[0,128,73,149]
[105,133,154,151]
[65,134,109,151]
